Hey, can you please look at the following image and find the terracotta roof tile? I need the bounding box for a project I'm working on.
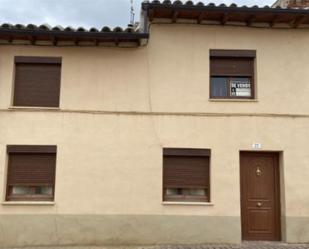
[142,0,309,9]
[142,0,309,28]
[1,1,309,47]
[0,23,148,47]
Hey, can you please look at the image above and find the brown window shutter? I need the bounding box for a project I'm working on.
[163,156,209,189]
[210,58,253,77]
[13,57,61,107]
[7,153,56,187]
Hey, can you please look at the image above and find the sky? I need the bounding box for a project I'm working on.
[0,0,275,29]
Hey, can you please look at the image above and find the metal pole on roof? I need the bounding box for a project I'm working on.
[130,0,135,25]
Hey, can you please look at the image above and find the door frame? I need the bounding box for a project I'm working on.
[239,151,282,241]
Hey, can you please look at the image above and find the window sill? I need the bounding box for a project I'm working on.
[162,201,214,206]
[9,106,60,110]
[209,99,258,102]
[2,201,55,206]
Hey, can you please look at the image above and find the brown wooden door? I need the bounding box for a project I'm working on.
[240,152,281,241]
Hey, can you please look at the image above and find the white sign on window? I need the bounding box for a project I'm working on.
[230,79,251,97]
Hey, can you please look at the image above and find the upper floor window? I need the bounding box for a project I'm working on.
[6,145,57,202]
[13,56,61,107]
[210,50,256,99]
[163,148,210,203]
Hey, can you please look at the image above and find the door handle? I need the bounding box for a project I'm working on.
[257,202,262,207]
[256,166,262,176]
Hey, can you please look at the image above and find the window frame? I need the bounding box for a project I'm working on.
[6,145,57,202]
[163,188,209,202]
[162,148,211,203]
[6,186,55,202]
[209,50,256,100]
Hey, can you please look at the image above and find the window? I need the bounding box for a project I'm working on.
[6,145,57,201]
[13,56,61,107]
[210,50,256,99]
[163,148,210,202]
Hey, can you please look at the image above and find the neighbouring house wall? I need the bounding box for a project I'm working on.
[0,24,308,246]
[273,0,309,8]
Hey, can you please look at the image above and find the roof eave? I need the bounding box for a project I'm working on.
[142,2,309,14]
[142,2,309,28]
[0,29,149,47]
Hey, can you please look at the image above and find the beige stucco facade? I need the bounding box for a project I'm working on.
[0,24,308,246]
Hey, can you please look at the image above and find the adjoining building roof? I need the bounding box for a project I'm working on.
[1,1,309,47]
[272,0,309,9]
[0,24,149,47]
[142,0,309,28]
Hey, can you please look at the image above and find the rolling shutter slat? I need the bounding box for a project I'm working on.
[7,153,56,186]
[14,62,61,107]
[210,58,253,76]
[163,156,209,189]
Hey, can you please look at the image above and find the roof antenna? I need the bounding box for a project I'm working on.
[130,0,135,26]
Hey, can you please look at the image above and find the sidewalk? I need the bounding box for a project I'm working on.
[2,242,309,249]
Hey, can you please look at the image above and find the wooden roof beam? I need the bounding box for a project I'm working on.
[149,9,155,22]
[246,14,256,26]
[172,10,179,23]
[29,36,36,45]
[197,12,205,24]
[137,38,141,47]
[270,14,279,28]
[221,12,229,25]
[115,38,119,46]
[51,36,58,46]
[291,15,306,28]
